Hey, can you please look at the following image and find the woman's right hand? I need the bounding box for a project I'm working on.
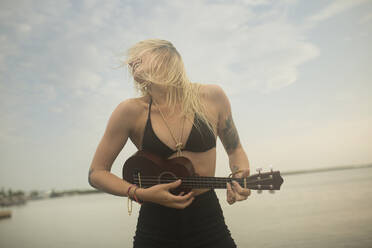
[136,179,195,209]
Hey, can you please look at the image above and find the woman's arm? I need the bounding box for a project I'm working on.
[212,85,251,204]
[88,99,195,208]
[88,99,136,196]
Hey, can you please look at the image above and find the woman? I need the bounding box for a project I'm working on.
[88,39,251,248]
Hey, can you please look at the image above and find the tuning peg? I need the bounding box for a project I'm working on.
[256,167,262,174]
[269,185,275,194]
[257,184,262,194]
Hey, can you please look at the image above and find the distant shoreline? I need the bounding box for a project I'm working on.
[282,163,372,176]
[2,163,371,206]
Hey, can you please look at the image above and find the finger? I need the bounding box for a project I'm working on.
[178,192,185,196]
[227,194,236,205]
[175,196,195,209]
[226,183,236,205]
[170,191,194,203]
[165,179,182,189]
[231,181,250,202]
[235,194,248,201]
[226,182,234,194]
[232,181,251,197]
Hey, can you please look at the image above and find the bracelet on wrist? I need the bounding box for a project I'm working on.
[133,187,143,205]
[127,185,136,200]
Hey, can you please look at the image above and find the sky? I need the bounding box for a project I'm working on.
[0,0,371,191]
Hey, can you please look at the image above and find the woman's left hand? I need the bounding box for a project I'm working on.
[226,169,251,205]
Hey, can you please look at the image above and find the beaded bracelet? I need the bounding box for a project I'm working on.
[127,185,136,215]
[127,185,144,215]
[127,185,135,200]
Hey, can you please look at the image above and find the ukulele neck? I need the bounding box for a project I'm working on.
[180,176,245,189]
[134,175,276,190]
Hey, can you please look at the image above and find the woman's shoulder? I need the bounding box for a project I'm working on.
[114,96,149,118]
[198,83,228,103]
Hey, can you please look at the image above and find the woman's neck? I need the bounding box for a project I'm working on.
[148,83,169,106]
[147,83,185,115]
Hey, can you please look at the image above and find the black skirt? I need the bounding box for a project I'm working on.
[133,190,237,248]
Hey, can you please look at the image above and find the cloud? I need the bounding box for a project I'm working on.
[0,0,320,130]
[0,0,317,100]
[307,0,370,23]
[122,0,319,93]
[359,12,372,24]
[0,0,323,189]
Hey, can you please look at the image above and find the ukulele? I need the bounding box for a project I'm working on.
[122,150,284,194]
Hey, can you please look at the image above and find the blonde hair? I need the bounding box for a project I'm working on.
[123,39,214,134]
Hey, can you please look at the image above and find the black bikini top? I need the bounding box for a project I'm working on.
[142,99,216,158]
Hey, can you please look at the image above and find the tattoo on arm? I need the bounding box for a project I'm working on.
[221,115,240,153]
[232,165,239,173]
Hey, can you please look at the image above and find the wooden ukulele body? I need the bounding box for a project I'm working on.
[123,150,197,194]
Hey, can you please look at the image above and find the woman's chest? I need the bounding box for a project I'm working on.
[131,104,219,153]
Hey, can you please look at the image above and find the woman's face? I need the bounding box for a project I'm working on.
[129,53,153,85]
[128,57,142,74]
[129,57,146,84]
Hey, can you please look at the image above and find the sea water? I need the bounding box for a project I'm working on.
[1,167,372,248]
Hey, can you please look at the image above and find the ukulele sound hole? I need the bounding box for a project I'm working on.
[158,171,178,184]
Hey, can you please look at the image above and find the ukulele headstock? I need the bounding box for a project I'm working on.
[248,165,283,192]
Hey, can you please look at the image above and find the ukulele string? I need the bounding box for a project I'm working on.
[131,181,268,187]
[132,176,272,186]
[131,175,257,179]
[132,176,270,182]
[135,182,268,188]
[131,175,267,182]
[132,180,271,187]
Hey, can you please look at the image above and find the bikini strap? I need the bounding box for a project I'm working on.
[148,98,152,119]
